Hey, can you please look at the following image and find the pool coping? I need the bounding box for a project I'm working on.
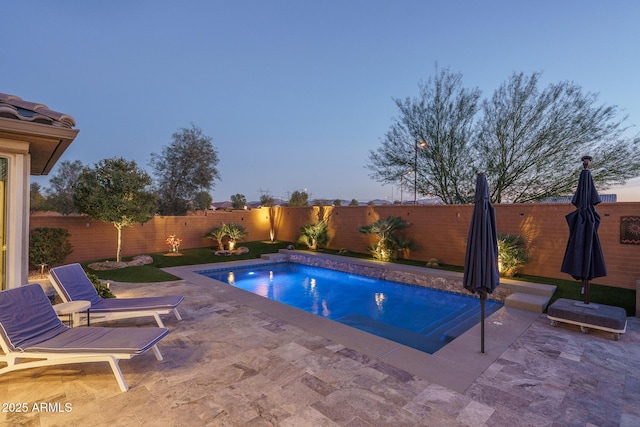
[164,255,540,394]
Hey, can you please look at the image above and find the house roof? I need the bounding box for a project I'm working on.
[0,93,76,128]
[0,93,79,175]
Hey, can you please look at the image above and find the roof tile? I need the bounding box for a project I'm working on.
[0,93,76,128]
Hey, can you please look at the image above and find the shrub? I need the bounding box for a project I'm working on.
[86,271,115,299]
[29,227,73,269]
[497,234,529,277]
[426,258,439,268]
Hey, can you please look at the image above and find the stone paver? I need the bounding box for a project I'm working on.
[1,267,638,426]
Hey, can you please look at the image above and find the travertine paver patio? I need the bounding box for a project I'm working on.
[1,267,639,426]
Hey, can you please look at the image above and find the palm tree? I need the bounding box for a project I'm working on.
[226,223,248,251]
[358,216,412,261]
[298,221,329,251]
[204,224,228,250]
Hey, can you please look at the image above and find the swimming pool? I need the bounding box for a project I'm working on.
[200,262,502,354]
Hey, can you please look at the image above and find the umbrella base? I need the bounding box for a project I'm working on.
[547,298,626,340]
[574,302,600,309]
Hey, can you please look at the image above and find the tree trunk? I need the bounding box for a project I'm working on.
[115,224,123,262]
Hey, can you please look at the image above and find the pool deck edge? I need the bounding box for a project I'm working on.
[164,262,540,394]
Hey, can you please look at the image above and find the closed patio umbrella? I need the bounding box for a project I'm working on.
[463,172,500,354]
[560,156,607,305]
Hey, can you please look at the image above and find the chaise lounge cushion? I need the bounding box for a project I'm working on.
[49,263,103,305]
[0,284,169,353]
[49,263,184,313]
[0,283,68,351]
[26,327,168,354]
[89,296,184,313]
[0,284,170,392]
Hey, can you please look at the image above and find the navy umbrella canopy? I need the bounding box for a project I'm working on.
[463,172,500,353]
[560,156,607,304]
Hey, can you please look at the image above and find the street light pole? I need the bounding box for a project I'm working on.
[414,140,427,204]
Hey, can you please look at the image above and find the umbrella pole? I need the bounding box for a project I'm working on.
[480,293,486,354]
[583,279,590,305]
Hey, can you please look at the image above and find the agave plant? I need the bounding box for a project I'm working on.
[358,216,412,261]
[298,220,329,251]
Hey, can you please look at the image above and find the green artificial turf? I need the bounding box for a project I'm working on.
[84,240,291,282]
[519,274,636,316]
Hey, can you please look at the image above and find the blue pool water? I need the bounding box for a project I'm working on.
[200,262,502,354]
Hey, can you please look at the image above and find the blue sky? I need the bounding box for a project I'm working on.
[5,1,640,202]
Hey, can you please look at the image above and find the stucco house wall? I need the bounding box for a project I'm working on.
[0,93,79,289]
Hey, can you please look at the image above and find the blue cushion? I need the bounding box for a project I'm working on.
[49,264,103,305]
[0,284,169,355]
[90,295,184,313]
[0,284,68,351]
[27,327,169,354]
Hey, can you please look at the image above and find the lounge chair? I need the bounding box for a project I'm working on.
[49,263,184,328]
[0,284,169,392]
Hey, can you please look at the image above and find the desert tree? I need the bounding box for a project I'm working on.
[73,157,156,262]
[259,193,275,207]
[150,124,220,215]
[287,190,309,206]
[30,182,48,212]
[46,160,84,214]
[475,71,640,203]
[193,191,212,211]
[230,193,246,209]
[368,66,481,204]
[370,67,640,204]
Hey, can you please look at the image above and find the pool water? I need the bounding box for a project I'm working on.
[201,262,502,354]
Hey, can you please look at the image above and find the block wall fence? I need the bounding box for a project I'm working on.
[30,202,640,290]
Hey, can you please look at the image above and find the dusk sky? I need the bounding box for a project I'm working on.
[5,1,640,202]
